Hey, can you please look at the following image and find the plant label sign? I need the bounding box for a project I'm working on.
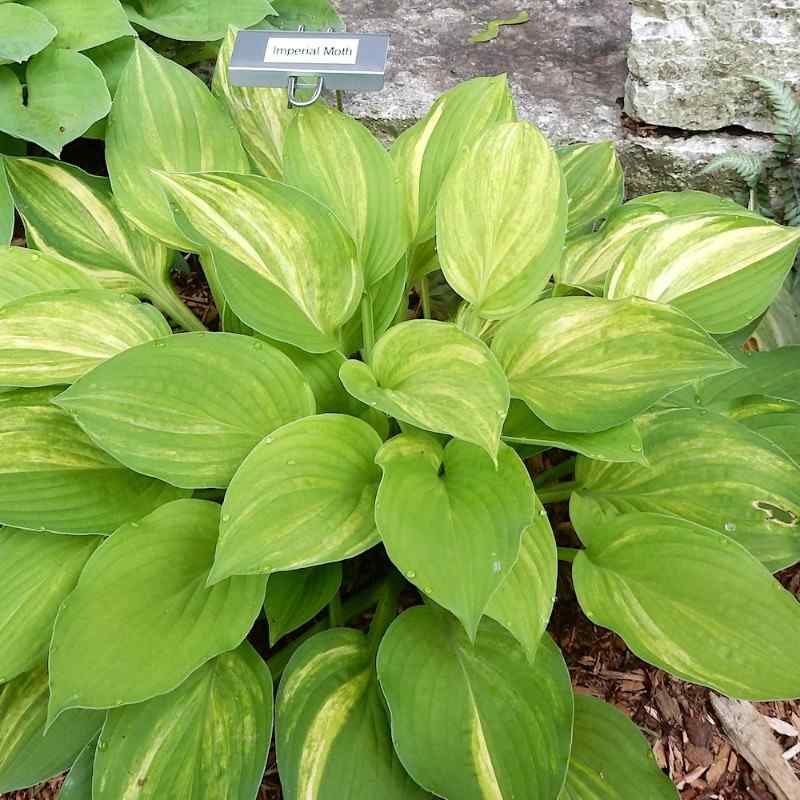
[229,30,390,91]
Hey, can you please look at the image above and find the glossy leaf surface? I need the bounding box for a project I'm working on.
[0,246,98,306]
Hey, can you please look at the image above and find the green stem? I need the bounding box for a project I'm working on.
[458,304,483,337]
[537,480,580,505]
[360,292,375,363]
[328,591,343,627]
[533,457,576,487]
[367,572,404,653]
[151,286,207,332]
[419,274,432,319]
[557,547,580,563]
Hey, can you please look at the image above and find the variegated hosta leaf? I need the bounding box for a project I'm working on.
[25,0,134,51]
[604,213,800,334]
[391,75,516,247]
[58,737,96,800]
[284,102,409,286]
[0,667,103,793]
[753,270,800,350]
[0,246,98,305]
[437,122,566,319]
[560,694,678,800]
[55,332,315,489]
[93,643,272,800]
[0,3,56,63]
[375,433,533,638]
[571,500,800,700]
[575,408,800,571]
[211,414,382,582]
[4,157,203,331]
[106,42,249,251]
[503,400,647,464]
[277,628,429,800]
[483,497,557,661]
[0,159,12,246]
[212,27,290,179]
[265,563,342,646]
[625,190,747,217]
[378,606,573,800]
[556,204,668,293]
[557,141,624,235]
[491,297,739,433]
[339,320,509,461]
[0,290,171,387]
[156,171,362,353]
[0,528,99,682]
[0,387,187,535]
[122,0,273,41]
[48,499,267,722]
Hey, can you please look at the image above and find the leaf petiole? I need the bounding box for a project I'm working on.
[537,480,580,504]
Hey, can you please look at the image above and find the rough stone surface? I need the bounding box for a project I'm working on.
[625,0,800,133]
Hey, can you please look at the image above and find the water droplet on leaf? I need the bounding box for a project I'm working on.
[406,570,416,579]
[724,521,736,533]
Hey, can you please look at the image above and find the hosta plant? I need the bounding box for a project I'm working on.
[1,39,800,800]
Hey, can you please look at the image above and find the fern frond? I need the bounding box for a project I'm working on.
[746,75,800,138]
[703,152,764,187]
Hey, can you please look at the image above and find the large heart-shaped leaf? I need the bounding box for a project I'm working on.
[340,320,509,461]
[26,0,134,51]
[5,157,202,331]
[605,213,800,334]
[437,121,566,318]
[0,667,103,793]
[212,27,291,179]
[0,387,187,535]
[265,563,342,645]
[93,643,272,800]
[0,48,110,156]
[276,628,429,800]
[375,433,534,637]
[284,102,409,287]
[0,246,99,305]
[56,332,315,489]
[156,171,363,352]
[48,499,267,722]
[0,528,99,681]
[575,408,800,570]
[106,42,249,250]
[122,0,273,41]
[560,693,678,799]
[211,414,382,582]
[557,141,624,235]
[378,606,573,800]
[0,3,55,63]
[571,501,800,699]
[0,290,171,387]
[492,297,739,433]
[714,395,800,463]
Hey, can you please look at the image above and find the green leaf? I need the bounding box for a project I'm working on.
[0,290,171,387]
[48,499,267,722]
[340,320,509,461]
[266,0,343,31]
[469,11,529,44]
[392,75,515,248]
[754,271,800,350]
[0,48,111,156]
[25,0,134,51]
[575,408,800,571]
[605,213,800,334]
[437,121,566,318]
[503,401,647,464]
[492,297,740,433]
[5,156,202,331]
[714,395,800,463]
[211,414,382,581]
[284,102,410,286]
[484,495,556,661]
[123,0,273,41]
[0,528,99,681]
[377,606,573,800]
[375,433,534,637]
[0,387,187,535]
[58,737,96,800]
[106,42,249,250]
[0,666,103,793]
[0,246,99,306]
[560,693,677,800]
[212,27,291,179]
[55,332,315,489]
[625,190,748,217]
[276,628,428,800]
[155,171,363,353]
[557,141,624,234]
[93,643,272,800]
[0,160,13,246]
[266,564,342,645]
[0,3,55,62]
[85,35,135,97]
[571,501,800,700]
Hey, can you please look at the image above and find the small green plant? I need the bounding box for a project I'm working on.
[0,38,799,800]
